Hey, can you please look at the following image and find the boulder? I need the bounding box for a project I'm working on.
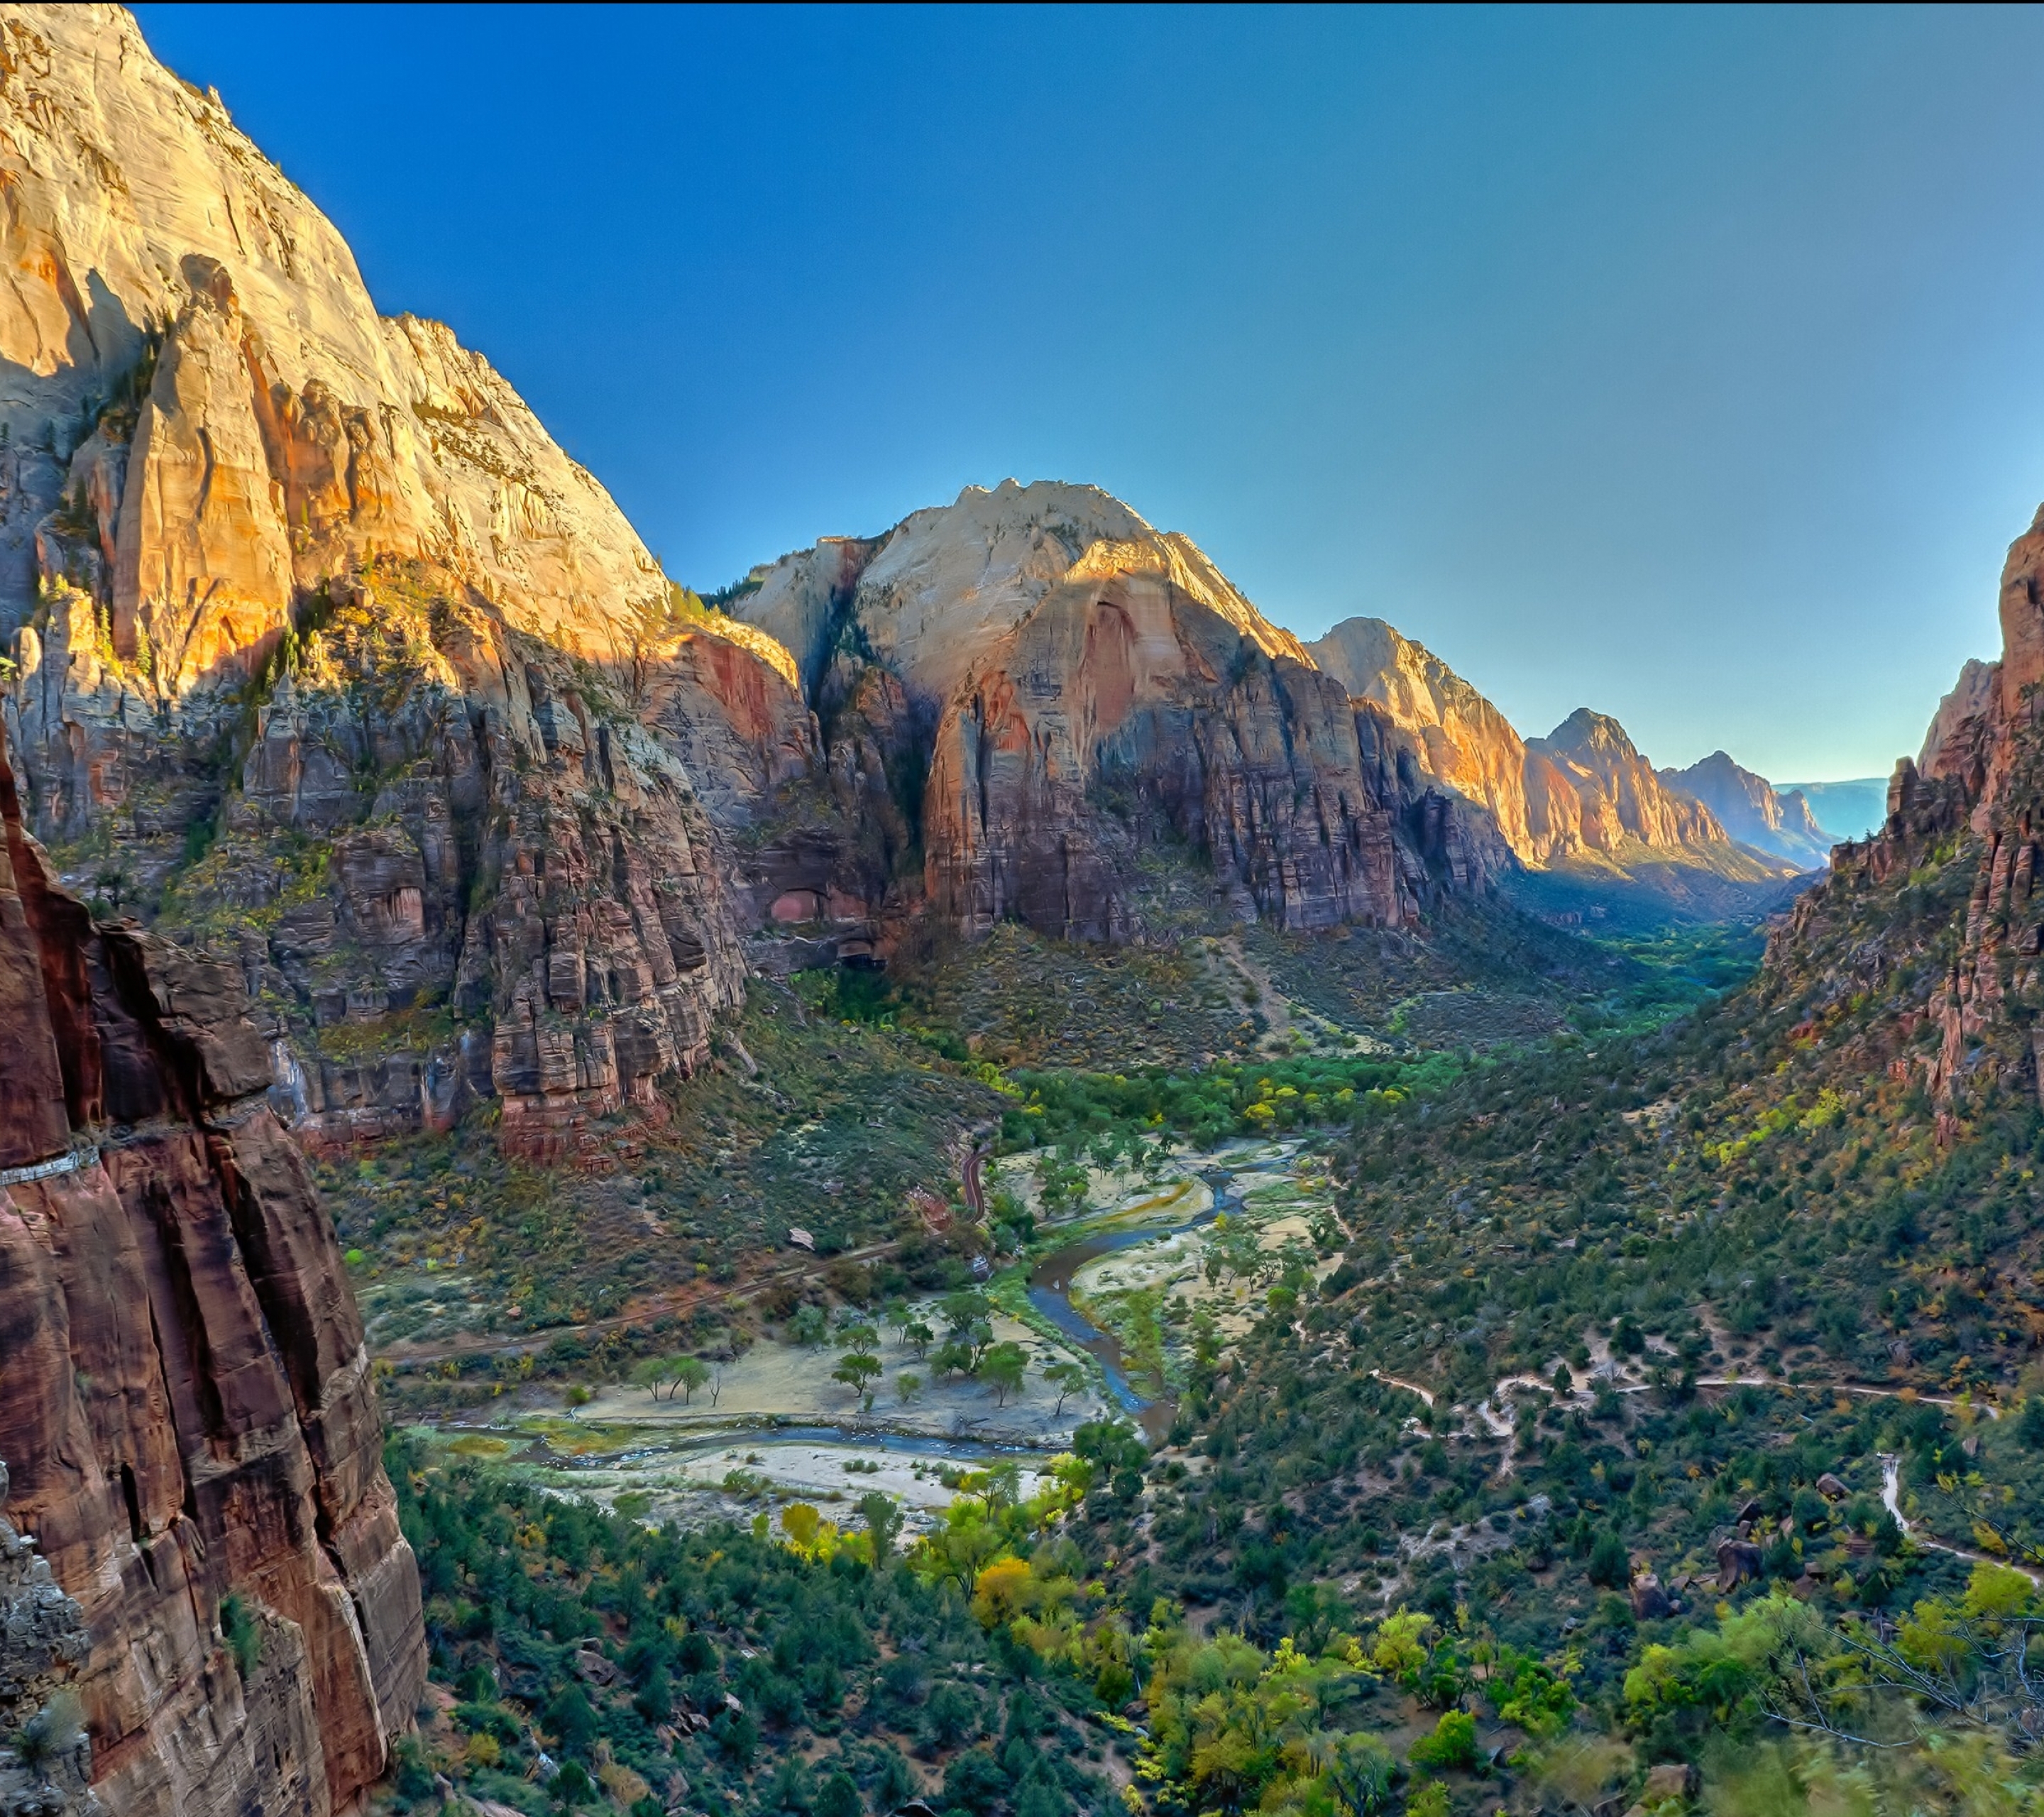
[1716,1541,1765,1591]
[1644,1761,1700,1802]
[1816,1472,1849,1500]
[1630,1571,1672,1620]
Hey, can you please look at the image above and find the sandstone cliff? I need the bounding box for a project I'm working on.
[0,1461,97,1817]
[1307,617,1534,858]
[1777,499,2044,1118]
[0,4,812,1155]
[0,724,424,1815]
[1660,750,1833,869]
[737,488,1505,947]
[1307,616,1793,884]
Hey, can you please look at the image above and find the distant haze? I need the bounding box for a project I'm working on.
[130,4,2044,779]
[1782,779,1890,842]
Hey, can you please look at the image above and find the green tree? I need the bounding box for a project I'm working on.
[833,1352,881,1400]
[942,1290,993,1336]
[815,1769,863,1817]
[1408,1709,1478,1770]
[1319,1731,1396,1817]
[981,1341,1028,1407]
[2020,1395,2044,1449]
[1042,1360,1088,1418]
[1588,1529,1630,1590]
[859,1490,902,1567]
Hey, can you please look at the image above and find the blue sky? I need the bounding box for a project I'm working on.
[132,4,2044,781]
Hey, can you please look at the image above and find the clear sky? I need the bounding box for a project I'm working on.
[130,4,2044,781]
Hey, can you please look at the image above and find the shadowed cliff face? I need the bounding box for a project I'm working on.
[0,5,811,1156]
[1774,498,2044,1123]
[0,728,424,1816]
[1659,750,1834,868]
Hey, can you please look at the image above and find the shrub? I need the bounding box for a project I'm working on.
[1588,1530,1630,1590]
[1409,1708,1480,1771]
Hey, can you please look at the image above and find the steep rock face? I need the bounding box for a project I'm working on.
[924,539,1478,940]
[743,488,1519,948]
[1659,750,1833,868]
[0,1460,98,1817]
[0,727,424,1815]
[1306,618,1791,884]
[1307,617,1534,859]
[1778,501,2044,1119]
[1523,710,1784,878]
[0,5,806,1151]
[210,571,750,1160]
[1918,656,1999,784]
[0,4,668,657]
[739,482,1155,710]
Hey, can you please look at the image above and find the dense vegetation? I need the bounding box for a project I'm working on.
[365,812,2044,1813]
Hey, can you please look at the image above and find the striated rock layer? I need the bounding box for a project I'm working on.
[1309,616,1795,884]
[742,487,1506,946]
[0,725,424,1814]
[0,4,808,1154]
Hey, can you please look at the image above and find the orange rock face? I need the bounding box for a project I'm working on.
[0,6,811,1153]
[923,539,1481,939]
[0,726,424,1816]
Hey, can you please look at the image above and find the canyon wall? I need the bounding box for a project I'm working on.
[1307,617,1534,859]
[1309,617,1791,883]
[1661,750,1833,868]
[1779,500,2044,1116]
[742,489,1505,947]
[0,3,811,1157]
[0,725,424,1815]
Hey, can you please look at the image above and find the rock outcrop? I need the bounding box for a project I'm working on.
[1780,499,2044,1113]
[1307,617,1534,858]
[925,538,1404,938]
[740,481,1153,711]
[1523,710,1779,878]
[742,490,1505,945]
[0,723,424,1815]
[0,4,810,1155]
[1307,616,1793,884]
[0,1461,98,1817]
[1660,750,1833,869]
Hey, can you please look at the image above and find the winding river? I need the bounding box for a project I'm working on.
[1025,1170,1240,1441]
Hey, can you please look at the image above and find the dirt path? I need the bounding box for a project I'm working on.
[1880,1452,2043,1586]
[1388,1346,2006,1481]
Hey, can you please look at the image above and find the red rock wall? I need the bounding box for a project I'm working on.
[0,730,424,1816]
[925,554,1439,940]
